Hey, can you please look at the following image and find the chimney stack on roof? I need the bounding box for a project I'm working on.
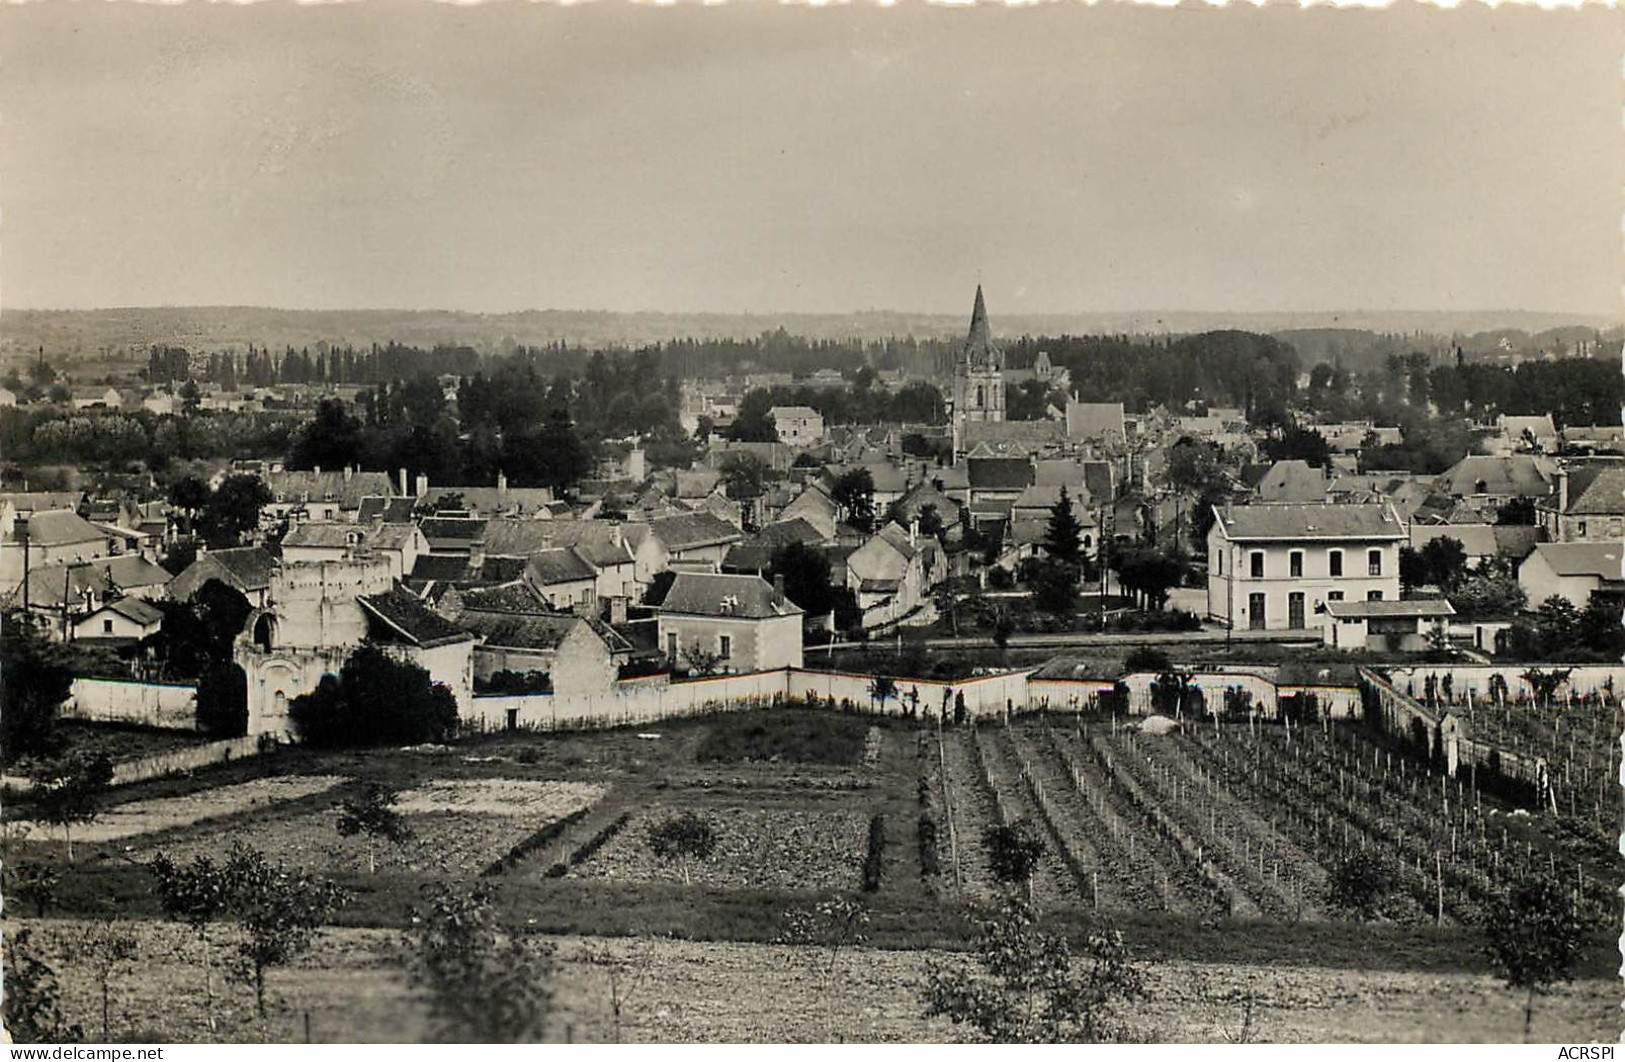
[772,574,786,605]
[398,467,408,496]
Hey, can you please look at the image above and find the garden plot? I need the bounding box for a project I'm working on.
[21,775,346,844]
[569,803,868,890]
[142,779,609,875]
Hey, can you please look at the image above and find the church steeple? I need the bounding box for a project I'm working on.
[963,284,996,369]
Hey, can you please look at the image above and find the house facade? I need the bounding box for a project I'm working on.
[1207,502,1406,631]
[655,572,803,672]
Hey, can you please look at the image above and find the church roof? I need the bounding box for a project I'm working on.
[961,285,1001,371]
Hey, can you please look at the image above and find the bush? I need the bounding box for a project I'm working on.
[515,746,543,765]
[289,645,459,748]
[196,661,249,738]
[917,812,941,878]
[862,813,886,892]
[1123,646,1171,673]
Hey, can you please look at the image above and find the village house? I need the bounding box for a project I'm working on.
[453,609,633,699]
[0,507,119,590]
[639,512,746,574]
[522,548,600,613]
[280,521,429,582]
[168,545,277,608]
[1434,455,1552,510]
[72,595,164,645]
[1207,502,1406,631]
[1064,401,1126,446]
[1517,542,1625,610]
[768,406,825,448]
[260,467,397,523]
[1536,464,1625,543]
[845,521,936,624]
[1254,460,1329,503]
[1406,523,1543,570]
[656,571,803,672]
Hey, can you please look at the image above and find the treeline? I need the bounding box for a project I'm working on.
[1303,354,1620,430]
[726,372,946,441]
[287,352,693,491]
[145,342,484,389]
[0,407,298,474]
[1004,330,1302,421]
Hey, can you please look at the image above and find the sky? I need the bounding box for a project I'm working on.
[0,2,1618,317]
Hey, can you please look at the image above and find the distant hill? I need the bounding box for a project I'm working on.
[1,305,1617,367]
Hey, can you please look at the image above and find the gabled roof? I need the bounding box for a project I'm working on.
[457,581,551,613]
[420,516,487,542]
[526,548,597,586]
[0,491,82,515]
[1213,503,1404,541]
[14,509,106,548]
[648,512,743,552]
[175,546,276,597]
[1558,466,1625,516]
[658,572,802,619]
[1523,542,1624,580]
[967,457,1035,491]
[264,470,394,509]
[24,562,113,607]
[100,595,164,625]
[357,496,416,523]
[1436,456,1550,499]
[92,554,172,591]
[358,586,475,648]
[1256,461,1328,503]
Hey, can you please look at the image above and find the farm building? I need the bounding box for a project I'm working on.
[1319,598,1455,652]
[656,571,803,672]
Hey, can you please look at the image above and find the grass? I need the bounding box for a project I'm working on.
[694,709,871,765]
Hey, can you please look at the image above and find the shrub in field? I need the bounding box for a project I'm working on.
[983,820,1047,902]
[196,660,249,738]
[1327,851,1391,922]
[220,844,349,1021]
[862,812,886,892]
[289,644,459,748]
[774,898,871,987]
[148,851,235,1033]
[406,882,553,1043]
[31,750,114,862]
[336,783,414,874]
[4,860,60,918]
[516,746,543,765]
[918,811,941,878]
[923,897,1145,1043]
[1485,875,1584,1042]
[647,811,718,884]
[1,928,81,1043]
[1,615,73,767]
[63,922,140,1040]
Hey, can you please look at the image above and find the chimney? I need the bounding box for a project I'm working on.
[343,466,353,482]
[496,470,508,498]
[609,595,628,625]
[398,467,408,496]
[313,465,322,477]
[415,473,429,500]
[772,574,786,606]
[1557,467,1569,515]
[908,518,919,546]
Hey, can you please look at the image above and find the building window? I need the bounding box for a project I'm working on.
[1289,550,1303,578]
[1215,551,1223,575]
[718,635,732,660]
[1329,550,1343,577]
[666,632,678,659]
[1328,591,1345,601]
[103,619,114,634]
[1367,590,1384,601]
[1249,551,1264,579]
[1577,520,1588,537]
[1367,549,1382,576]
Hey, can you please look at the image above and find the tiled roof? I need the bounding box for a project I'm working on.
[526,548,597,586]
[1560,467,1625,516]
[967,457,1035,491]
[358,587,474,647]
[93,554,172,590]
[357,496,416,523]
[420,516,487,542]
[24,562,113,607]
[1065,402,1125,441]
[649,512,743,552]
[658,572,801,619]
[1256,461,1328,503]
[1525,542,1624,579]
[104,596,164,625]
[1436,456,1550,499]
[14,509,105,548]
[200,547,277,592]
[264,470,394,509]
[458,581,551,613]
[411,553,477,583]
[1214,503,1404,541]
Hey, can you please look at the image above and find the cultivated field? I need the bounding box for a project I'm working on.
[4,707,1617,1043]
